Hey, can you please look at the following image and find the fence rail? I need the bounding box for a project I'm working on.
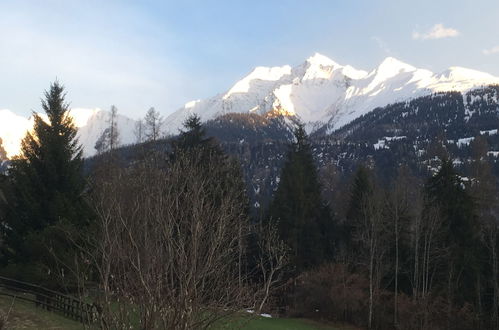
[0,276,98,323]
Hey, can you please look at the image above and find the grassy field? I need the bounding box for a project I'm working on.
[0,296,357,330]
[0,294,83,329]
[223,315,356,330]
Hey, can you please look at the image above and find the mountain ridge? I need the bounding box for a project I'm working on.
[165,53,499,134]
[2,53,499,158]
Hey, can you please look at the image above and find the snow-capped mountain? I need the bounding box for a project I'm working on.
[2,53,499,159]
[165,53,499,133]
[0,108,137,158]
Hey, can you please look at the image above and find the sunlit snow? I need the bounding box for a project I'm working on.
[166,53,499,135]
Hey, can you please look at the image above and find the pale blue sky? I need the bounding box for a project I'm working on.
[1,0,498,118]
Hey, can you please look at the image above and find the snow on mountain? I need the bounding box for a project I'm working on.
[0,109,31,158]
[0,108,138,158]
[74,108,137,158]
[165,53,499,134]
[2,53,499,158]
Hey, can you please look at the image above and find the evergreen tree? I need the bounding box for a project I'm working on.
[269,124,333,271]
[2,82,90,284]
[424,158,480,308]
[171,114,225,163]
[172,114,246,209]
[174,114,209,150]
[346,166,373,221]
[468,137,499,327]
[425,159,478,256]
[170,113,251,284]
[344,165,374,254]
[0,174,8,224]
[173,114,214,150]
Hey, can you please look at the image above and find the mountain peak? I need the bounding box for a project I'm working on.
[300,53,342,80]
[378,57,415,72]
[306,53,339,67]
[370,57,417,82]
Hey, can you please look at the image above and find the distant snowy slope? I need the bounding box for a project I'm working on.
[0,108,138,158]
[165,53,499,133]
[74,109,137,157]
[0,109,31,158]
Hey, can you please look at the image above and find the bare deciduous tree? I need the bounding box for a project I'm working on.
[144,107,163,142]
[386,166,419,327]
[85,152,255,329]
[108,105,119,151]
[255,221,288,314]
[353,185,388,330]
[411,201,445,329]
[134,119,145,144]
[95,106,120,154]
[0,138,7,162]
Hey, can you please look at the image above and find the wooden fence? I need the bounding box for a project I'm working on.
[0,276,98,323]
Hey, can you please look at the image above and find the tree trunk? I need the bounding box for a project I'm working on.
[491,231,499,328]
[394,205,399,327]
[369,244,374,330]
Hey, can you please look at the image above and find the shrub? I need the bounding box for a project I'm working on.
[285,263,369,326]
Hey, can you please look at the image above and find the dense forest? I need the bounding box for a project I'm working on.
[0,83,498,329]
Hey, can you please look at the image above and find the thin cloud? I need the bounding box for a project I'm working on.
[371,36,392,54]
[412,24,460,40]
[483,46,499,55]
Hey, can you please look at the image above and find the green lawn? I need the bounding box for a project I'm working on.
[0,294,83,329]
[235,317,345,329]
[0,295,356,330]
[215,314,356,330]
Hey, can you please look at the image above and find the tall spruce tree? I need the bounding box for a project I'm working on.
[468,136,499,327]
[171,114,227,170]
[171,114,245,202]
[424,158,480,311]
[345,166,373,244]
[2,82,89,283]
[0,174,8,225]
[269,124,333,271]
[173,114,214,152]
[170,113,250,284]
